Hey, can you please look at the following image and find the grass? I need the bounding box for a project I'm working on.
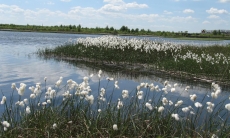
[37,36,230,84]
[1,71,230,137]
[175,37,224,41]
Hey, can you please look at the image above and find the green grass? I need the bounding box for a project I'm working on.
[1,73,230,137]
[37,36,230,84]
[175,37,224,41]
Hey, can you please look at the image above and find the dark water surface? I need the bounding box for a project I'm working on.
[0,31,230,113]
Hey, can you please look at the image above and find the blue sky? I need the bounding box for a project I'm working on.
[0,0,229,33]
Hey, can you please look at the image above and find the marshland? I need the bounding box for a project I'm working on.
[1,31,230,137]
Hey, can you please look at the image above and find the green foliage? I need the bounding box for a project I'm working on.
[1,74,230,137]
[37,38,230,83]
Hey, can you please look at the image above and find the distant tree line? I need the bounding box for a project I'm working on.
[0,23,229,38]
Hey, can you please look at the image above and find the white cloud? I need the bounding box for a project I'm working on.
[166,16,197,23]
[47,2,55,5]
[164,10,173,14]
[207,15,219,19]
[219,0,230,3]
[206,7,228,14]
[103,0,123,4]
[60,0,71,2]
[183,9,194,13]
[101,0,148,12]
[202,21,210,24]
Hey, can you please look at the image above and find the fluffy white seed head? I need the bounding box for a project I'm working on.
[182,107,190,113]
[190,94,197,101]
[171,88,176,92]
[137,91,143,99]
[117,99,123,109]
[158,106,164,113]
[11,83,16,89]
[145,102,153,110]
[225,103,230,111]
[26,106,31,114]
[1,96,6,104]
[16,83,27,95]
[122,90,129,99]
[53,123,57,129]
[113,124,118,130]
[171,113,179,121]
[195,102,202,108]
[175,100,183,107]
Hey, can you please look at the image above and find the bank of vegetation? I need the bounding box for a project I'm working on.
[1,70,230,137]
[1,23,230,40]
[37,35,230,85]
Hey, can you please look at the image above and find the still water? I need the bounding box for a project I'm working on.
[0,31,230,112]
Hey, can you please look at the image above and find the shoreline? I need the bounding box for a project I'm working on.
[1,29,230,40]
[40,54,230,88]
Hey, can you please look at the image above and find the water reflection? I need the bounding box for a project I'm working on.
[1,31,230,114]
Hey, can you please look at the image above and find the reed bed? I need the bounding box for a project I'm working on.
[37,36,230,83]
[1,70,230,137]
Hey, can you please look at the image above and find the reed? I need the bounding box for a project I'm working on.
[0,70,230,137]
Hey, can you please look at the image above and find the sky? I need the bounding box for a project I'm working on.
[0,0,229,33]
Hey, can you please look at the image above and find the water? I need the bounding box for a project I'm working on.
[0,31,230,113]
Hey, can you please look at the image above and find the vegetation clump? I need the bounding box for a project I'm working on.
[1,70,230,137]
[38,36,230,84]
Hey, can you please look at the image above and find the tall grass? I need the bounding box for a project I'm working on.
[1,70,230,137]
[37,36,230,83]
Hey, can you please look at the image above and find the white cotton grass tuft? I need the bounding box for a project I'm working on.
[122,90,129,99]
[137,91,143,99]
[190,94,197,101]
[30,93,36,99]
[162,97,168,105]
[26,106,31,114]
[225,103,230,111]
[55,77,63,87]
[182,107,190,113]
[23,98,28,104]
[16,83,27,96]
[194,102,202,108]
[117,99,123,109]
[98,70,102,78]
[175,100,183,107]
[2,121,10,131]
[169,100,173,106]
[114,81,119,89]
[47,99,51,104]
[171,113,180,121]
[211,134,218,138]
[206,102,215,113]
[113,124,118,130]
[85,95,94,104]
[171,87,176,92]
[211,82,221,99]
[11,83,16,89]
[53,123,57,129]
[158,106,164,113]
[145,102,153,110]
[1,96,6,104]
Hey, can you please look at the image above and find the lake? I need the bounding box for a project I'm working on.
[0,31,230,113]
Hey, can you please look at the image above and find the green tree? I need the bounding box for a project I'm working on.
[213,30,217,35]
